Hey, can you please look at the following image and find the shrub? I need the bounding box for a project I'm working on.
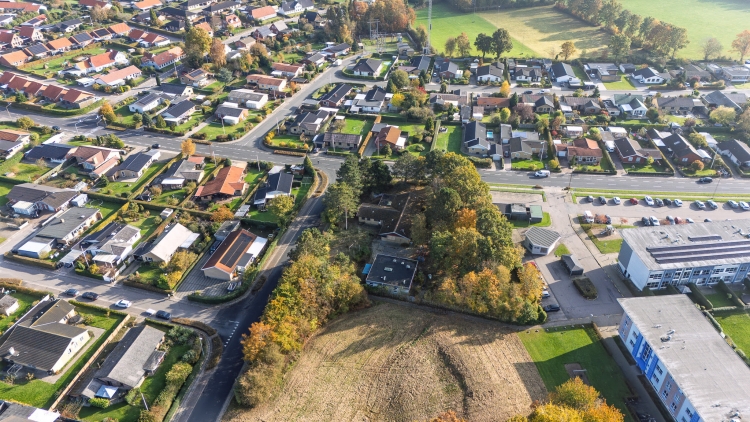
[165,362,192,387]
[573,277,598,299]
[125,387,141,406]
[89,398,110,408]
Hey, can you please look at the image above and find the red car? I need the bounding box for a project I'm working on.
[629,198,639,205]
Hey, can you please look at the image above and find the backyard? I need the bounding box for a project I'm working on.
[340,117,374,136]
[103,162,166,198]
[244,168,264,186]
[714,311,750,354]
[0,180,14,205]
[519,326,634,422]
[84,200,124,225]
[603,74,635,90]
[434,125,462,154]
[266,134,309,150]
[624,161,671,174]
[194,121,250,141]
[128,215,162,243]
[0,292,38,333]
[705,292,737,309]
[21,47,107,77]
[153,187,190,206]
[0,153,51,182]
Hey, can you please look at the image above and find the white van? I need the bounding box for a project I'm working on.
[583,210,594,223]
[604,140,615,152]
[534,170,550,178]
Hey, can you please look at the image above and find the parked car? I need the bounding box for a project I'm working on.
[155,310,171,320]
[63,288,78,297]
[81,292,99,300]
[704,218,712,222]
[674,217,682,224]
[654,198,664,207]
[694,200,706,209]
[612,197,621,205]
[586,195,594,202]
[541,290,550,298]
[629,198,638,205]
[707,200,718,209]
[544,304,561,312]
[728,200,740,209]
[641,216,651,226]
[644,196,654,206]
[686,218,695,223]
[115,299,132,308]
[673,199,683,207]
[663,198,672,206]
[598,196,607,204]
[698,177,713,183]
[649,216,660,226]
[52,125,61,131]
[741,201,750,211]
[152,143,160,149]
[523,90,533,94]
[666,215,675,224]
[604,215,612,224]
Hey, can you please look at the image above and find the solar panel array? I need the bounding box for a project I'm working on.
[647,240,750,264]
[221,232,254,267]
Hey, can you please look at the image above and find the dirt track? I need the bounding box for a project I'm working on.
[224,301,547,422]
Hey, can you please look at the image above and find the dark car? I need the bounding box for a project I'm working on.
[704,218,712,222]
[152,143,160,149]
[63,288,78,297]
[698,177,713,183]
[604,214,612,224]
[663,198,672,206]
[654,198,664,207]
[544,304,561,312]
[598,196,606,204]
[155,310,171,320]
[52,125,61,131]
[81,292,99,300]
[586,195,594,202]
[524,90,533,94]
[641,216,651,226]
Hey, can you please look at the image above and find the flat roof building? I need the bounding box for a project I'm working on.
[617,219,750,290]
[618,295,750,422]
[365,254,418,294]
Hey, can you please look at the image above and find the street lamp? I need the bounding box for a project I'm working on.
[4,103,11,119]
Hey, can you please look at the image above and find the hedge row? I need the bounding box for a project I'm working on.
[273,149,306,157]
[69,300,129,317]
[0,99,104,116]
[358,114,381,156]
[0,280,52,297]
[171,318,218,336]
[123,279,173,294]
[144,126,187,136]
[187,280,250,304]
[75,267,105,280]
[207,335,223,369]
[4,252,57,270]
[687,283,713,310]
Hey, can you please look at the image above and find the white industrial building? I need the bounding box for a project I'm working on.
[618,295,750,422]
[617,220,750,290]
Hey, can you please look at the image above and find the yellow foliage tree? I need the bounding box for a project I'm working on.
[181,139,196,157]
[454,208,477,230]
[499,80,511,98]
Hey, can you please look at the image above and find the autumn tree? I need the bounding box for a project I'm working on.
[491,28,513,59]
[732,30,750,62]
[608,33,631,62]
[211,206,234,222]
[362,0,414,33]
[560,41,576,60]
[710,106,736,125]
[185,26,211,68]
[691,160,705,171]
[519,378,624,422]
[180,139,196,157]
[701,37,723,61]
[445,37,456,57]
[499,80,510,98]
[16,116,34,129]
[209,38,226,70]
[91,5,108,22]
[390,69,409,89]
[455,33,471,57]
[268,195,295,227]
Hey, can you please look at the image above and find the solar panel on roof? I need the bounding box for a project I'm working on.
[220,232,253,267]
[688,235,723,242]
[647,240,750,253]
[647,239,750,264]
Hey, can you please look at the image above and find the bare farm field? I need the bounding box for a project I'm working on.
[224,301,547,422]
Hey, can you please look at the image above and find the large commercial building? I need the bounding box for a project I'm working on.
[617,220,750,290]
[618,296,750,422]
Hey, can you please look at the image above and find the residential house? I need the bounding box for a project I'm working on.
[250,5,277,21]
[716,139,750,168]
[0,299,91,374]
[194,165,247,201]
[7,183,77,216]
[0,31,23,48]
[584,62,619,82]
[163,19,186,32]
[245,74,287,91]
[54,18,83,33]
[108,22,131,37]
[194,22,213,37]
[128,93,163,114]
[155,156,204,189]
[288,110,329,135]
[323,132,361,151]
[271,62,303,78]
[24,143,74,165]
[133,0,162,10]
[429,92,468,109]
[215,103,249,125]
[79,325,164,403]
[357,192,412,243]
[142,46,184,70]
[476,96,509,112]
[701,90,748,112]
[435,59,460,79]
[509,136,545,159]
[22,80,45,98]
[28,207,101,250]
[160,6,200,21]
[90,28,113,42]
[0,50,30,67]
[95,65,142,87]
[351,85,387,113]
[67,145,121,178]
[549,62,576,83]
[59,88,95,109]
[400,54,430,75]
[228,89,267,109]
[631,67,668,84]
[108,151,159,181]
[224,13,241,28]
[302,11,323,27]
[252,25,273,40]
[321,42,350,57]
[159,83,193,99]
[613,94,647,118]
[302,51,326,67]
[180,68,212,87]
[463,120,490,155]
[352,58,383,77]
[374,125,407,151]
[566,137,602,164]
[59,50,129,76]
[139,32,170,48]
[607,126,628,138]
[86,224,141,266]
[532,95,554,113]
[206,1,240,15]
[161,100,195,125]
[202,229,267,280]
[141,223,197,263]
[669,63,711,82]
[68,32,94,48]
[0,15,13,26]
[181,0,214,10]
[514,67,542,82]
[279,0,314,16]
[234,37,255,50]
[0,128,30,144]
[21,14,47,27]
[270,20,288,34]
[720,66,750,82]
[365,254,417,294]
[318,83,352,107]
[661,133,709,164]
[24,43,51,59]
[614,137,662,164]
[253,168,293,208]
[476,64,504,83]
[654,96,702,114]
[0,139,24,158]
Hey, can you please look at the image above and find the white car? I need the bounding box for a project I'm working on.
[740,201,750,211]
[673,199,683,207]
[541,290,550,298]
[644,196,654,206]
[612,197,621,205]
[115,299,132,308]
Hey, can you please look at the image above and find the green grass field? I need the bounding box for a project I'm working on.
[619,0,750,58]
[0,153,51,182]
[554,243,570,257]
[22,47,107,77]
[580,223,630,254]
[416,4,536,57]
[0,180,14,206]
[508,212,551,228]
[341,117,374,136]
[715,312,750,353]
[519,327,634,421]
[603,74,636,90]
[105,162,166,198]
[434,125,462,153]
[0,292,38,333]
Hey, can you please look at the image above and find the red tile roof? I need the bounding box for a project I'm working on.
[61,88,93,103]
[0,129,29,141]
[0,2,41,12]
[133,0,161,9]
[145,47,183,67]
[108,22,131,35]
[195,166,246,197]
[251,6,275,19]
[46,37,73,50]
[195,22,212,34]
[0,50,30,65]
[42,84,67,101]
[0,71,16,85]
[97,65,141,84]
[89,50,118,68]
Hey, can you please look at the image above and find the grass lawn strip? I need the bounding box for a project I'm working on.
[0,292,37,333]
[508,212,551,228]
[0,180,14,205]
[104,162,166,198]
[714,312,750,354]
[603,74,636,90]
[128,215,161,244]
[705,292,736,309]
[0,152,51,182]
[519,327,634,422]
[580,223,628,254]
[554,243,570,257]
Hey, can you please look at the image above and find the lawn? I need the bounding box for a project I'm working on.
[0,153,51,182]
[617,0,750,58]
[575,157,614,173]
[0,180,14,206]
[266,134,309,150]
[624,162,671,174]
[133,263,164,287]
[244,168,264,186]
[341,117,373,136]
[519,327,634,422]
[0,306,123,408]
[153,187,189,206]
[174,112,206,133]
[681,167,718,177]
[508,212,551,228]
[84,200,124,229]
[194,121,249,141]
[104,162,166,198]
[416,3,538,57]
[715,312,750,354]
[603,74,636,90]
[113,104,138,126]
[22,47,107,77]
[554,243,570,257]
[128,215,161,242]
[209,197,244,212]
[434,125,462,154]
[580,223,628,254]
[405,142,431,157]
[705,292,737,309]
[0,292,39,333]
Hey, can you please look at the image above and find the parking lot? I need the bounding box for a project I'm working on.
[575,195,750,224]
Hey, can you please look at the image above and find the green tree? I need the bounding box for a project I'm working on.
[268,195,295,227]
[444,37,456,57]
[323,182,359,226]
[701,37,723,61]
[410,213,429,246]
[688,132,708,148]
[289,228,331,261]
[474,33,493,59]
[608,33,631,62]
[15,116,34,129]
[499,107,511,123]
[185,26,211,68]
[710,106,736,125]
[149,8,158,24]
[155,115,167,128]
[336,155,363,195]
[390,69,409,89]
[560,41,576,60]
[491,28,513,59]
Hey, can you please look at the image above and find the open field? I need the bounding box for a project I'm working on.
[224,301,547,422]
[519,326,634,421]
[415,4,536,58]
[620,0,750,58]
